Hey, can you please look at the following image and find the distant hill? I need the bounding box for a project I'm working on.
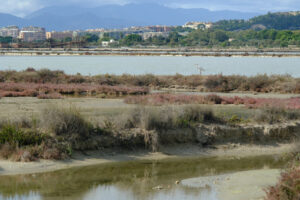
[0,3,260,31]
[214,11,300,31]
[0,13,27,27]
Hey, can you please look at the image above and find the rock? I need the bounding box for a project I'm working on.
[175,180,180,184]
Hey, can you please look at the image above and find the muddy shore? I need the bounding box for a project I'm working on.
[0,143,296,176]
[182,168,281,200]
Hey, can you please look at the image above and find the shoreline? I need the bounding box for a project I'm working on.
[0,143,296,176]
[182,169,281,200]
[1,48,300,57]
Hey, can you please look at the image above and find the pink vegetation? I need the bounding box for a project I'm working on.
[124,94,300,109]
[0,82,149,97]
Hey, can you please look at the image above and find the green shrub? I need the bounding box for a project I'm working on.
[0,125,44,147]
[228,115,244,124]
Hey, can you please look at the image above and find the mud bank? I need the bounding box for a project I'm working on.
[0,121,299,176]
[159,121,300,147]
[182,169,281,200]
[76,121,300,151]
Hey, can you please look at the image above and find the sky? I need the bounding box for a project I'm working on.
[0,0,299,17]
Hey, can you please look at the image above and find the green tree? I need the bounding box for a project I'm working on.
[84,34,99,43]
[0,36,13,44]
[121,34,143,46]
[212,30,229,42]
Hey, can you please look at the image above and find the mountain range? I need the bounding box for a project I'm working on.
[0,3,261,31]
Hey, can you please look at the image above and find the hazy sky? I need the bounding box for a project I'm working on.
[1,0,299,17]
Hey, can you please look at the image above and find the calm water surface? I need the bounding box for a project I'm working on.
[0,56,300,76]
[0,155,289,200]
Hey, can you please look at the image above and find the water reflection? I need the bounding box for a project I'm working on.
[0,192,41,200]
[0,155,289,200]
[83,185,218,200]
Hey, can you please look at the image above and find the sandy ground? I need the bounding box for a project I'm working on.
[0,97,263,122]
[0,97,135,120]
[0,143,295,176]
[182,169,280,200]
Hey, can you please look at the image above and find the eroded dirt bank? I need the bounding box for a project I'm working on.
[73,121,300,151]
[0,121,299,176]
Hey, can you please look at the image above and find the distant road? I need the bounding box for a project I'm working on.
[1,48,300,57]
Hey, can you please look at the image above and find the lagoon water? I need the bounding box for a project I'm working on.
[0,155,289,200]
[0,56,300,76]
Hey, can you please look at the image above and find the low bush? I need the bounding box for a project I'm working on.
[205,94,223,104]
[37,92,63,99]
[124,94,300,110]
[114,105,220,130]
[0,82,149,98]
[246,74,274,92]
[0,124,58,161]
[265,149,300,200]
[204,75,230,92]
[41,106,92,140]
[255,107,300,124]
[1,69,300,94]
[265,166,300,200]
[0,125,45,147]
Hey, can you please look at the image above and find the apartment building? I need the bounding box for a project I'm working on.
[19,26,46,42]
[146,26,172,32]
[46,31,74,40]
[0,26,20,38]
[141,32,170,40]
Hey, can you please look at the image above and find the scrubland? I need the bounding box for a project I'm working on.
[0,68,300,199]
[1,68,300,96]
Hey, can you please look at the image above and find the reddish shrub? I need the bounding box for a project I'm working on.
[265,166,300,200]
[124,94,300,110]
[0,82,149,98]
[245,98,257,105]
[205,94,223,104]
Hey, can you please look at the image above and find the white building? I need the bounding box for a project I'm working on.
[183,22,213,30]
[0,26,20,38]
[140,32,169,40]
[19,26,46,42]
[101,39,116,47]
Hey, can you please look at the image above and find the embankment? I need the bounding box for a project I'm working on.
[0,118,299,176]
[76,121,300,151]
[1,48,300,57]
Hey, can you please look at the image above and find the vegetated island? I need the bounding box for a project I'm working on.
[0,68,299,200]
